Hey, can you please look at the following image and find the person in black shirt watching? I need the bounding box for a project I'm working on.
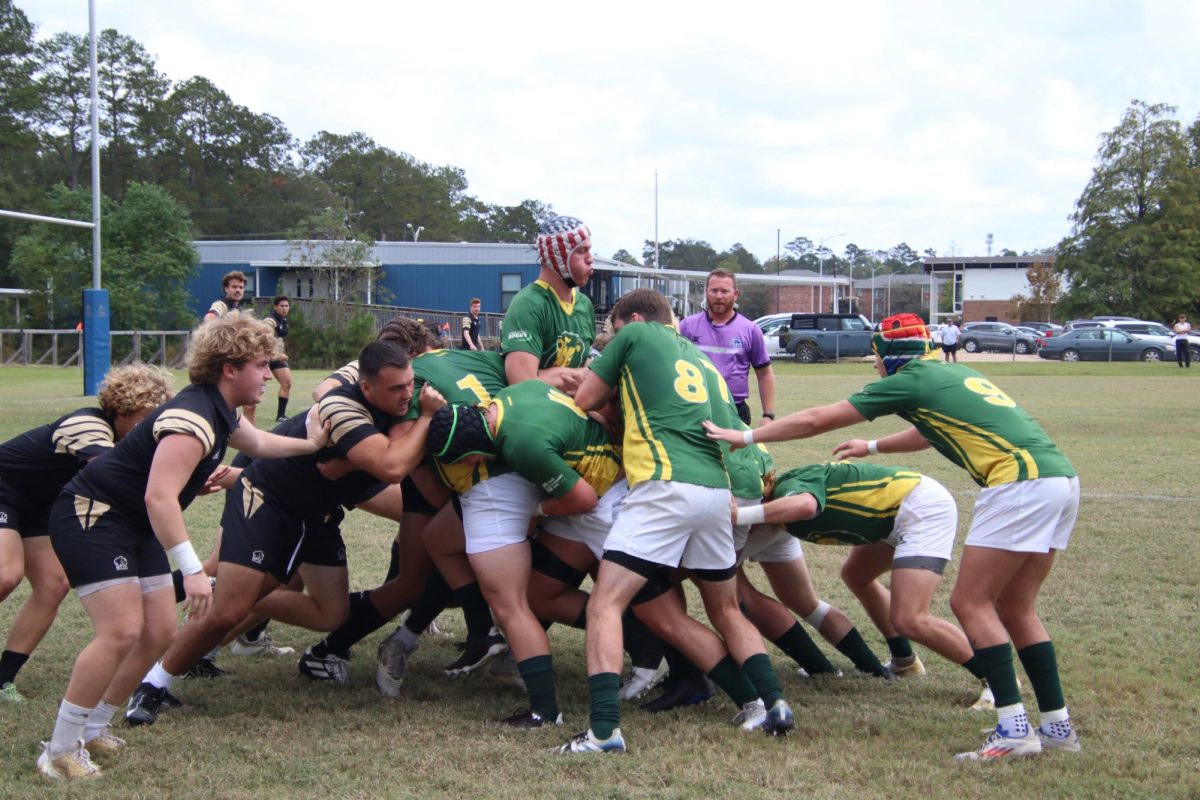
[265,296,292,422]
[36,313,329,781]
[462,297,483,351]
[0,365,174,704]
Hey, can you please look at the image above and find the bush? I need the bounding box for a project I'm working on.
[283,306,376,370]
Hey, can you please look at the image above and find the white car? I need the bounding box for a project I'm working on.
[1104,320,1200,358]
[754,313,793,357]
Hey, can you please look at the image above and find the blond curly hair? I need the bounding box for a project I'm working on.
[97,364,175,416]
[187,311,279,385]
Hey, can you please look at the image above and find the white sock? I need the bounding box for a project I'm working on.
[83,701,119,742]
[996,702,1029,738]
[49,700,91,758]
[1040,706,1072,738]
[145,661,180,691]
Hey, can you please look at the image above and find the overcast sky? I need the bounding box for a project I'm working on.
[20,0,1200,264]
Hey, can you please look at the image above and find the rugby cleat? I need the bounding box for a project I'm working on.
[443,628,508,677]
[230,631,294,657]
[36,740,101,780]
[763,699,796,736]
[375,629,417,699]
[619,665,666,702]
[496,708,563,729]
[0,682,26,703]
[182,656,226,679]
[731,699,767,732]
[954,727,1042,761]
[971,680,996,711]
[638,674,715,713]
[1037,726,1081,753]
[885,653,927,678]
[83,727,126,760]
[552,728,627,755]
[298,647,350,684]
[125,682,173,726]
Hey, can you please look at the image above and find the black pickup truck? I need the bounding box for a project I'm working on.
[784,313,875,363]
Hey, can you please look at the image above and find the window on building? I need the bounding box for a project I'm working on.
[501,273,523,311]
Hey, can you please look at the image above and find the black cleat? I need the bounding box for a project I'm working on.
[494,708,563,729]
[182,657,226,679]
[125,682,171,726]
[638,674,715,713]
[443,628,508,677]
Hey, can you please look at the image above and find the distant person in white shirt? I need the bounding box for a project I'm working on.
[1172,314,1192,368]
[941,319,961,362]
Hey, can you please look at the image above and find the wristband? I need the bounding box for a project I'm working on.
[167,540,204,576]
[762,412,775,420]
[735,504,766,526]
[867,439,879,455]
[742,429,755,446]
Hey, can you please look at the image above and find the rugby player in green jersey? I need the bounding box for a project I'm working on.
[736,461,993,706]
[562,288,795,755]
[500,215,595,392]
[424,380,624,728]
[706,313,1080,761]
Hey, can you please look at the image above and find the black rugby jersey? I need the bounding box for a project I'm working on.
[0,409,115,506]
[65,383,239,530]
[206,296,243,318]
[267,311,288,340]
[242,382,402,521]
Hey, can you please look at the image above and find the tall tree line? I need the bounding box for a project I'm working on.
[0,0,556,290]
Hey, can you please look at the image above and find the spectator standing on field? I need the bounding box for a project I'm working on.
[678,269,776,426]
[462,298,483,351]
[1172,314,1191,368]
[941,319,961,362]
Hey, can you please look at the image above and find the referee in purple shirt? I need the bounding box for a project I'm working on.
[678,268,777,426]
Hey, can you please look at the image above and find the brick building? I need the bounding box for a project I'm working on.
[923,255,1057,324]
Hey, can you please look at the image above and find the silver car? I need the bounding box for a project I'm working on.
[959,322,1040,355]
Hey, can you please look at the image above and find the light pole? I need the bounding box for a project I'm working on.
[406,223,424,242]
[817,233,845,312]
[775,228,781,313]
[869,266,888,322]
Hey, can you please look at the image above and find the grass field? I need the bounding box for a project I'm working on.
[0,361,1197,799]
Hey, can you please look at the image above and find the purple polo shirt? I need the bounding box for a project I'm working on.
[677,311,770,402]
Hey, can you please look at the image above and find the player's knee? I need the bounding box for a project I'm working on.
[32,572,71,605]
[839,561,871,593]
[890,610,926,640]
[0,569,21,599]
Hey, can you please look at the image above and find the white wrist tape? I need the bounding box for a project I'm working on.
[735,504,766,526]
[167,541,204,576]
[867,439,879,455]
[742,429,755,446]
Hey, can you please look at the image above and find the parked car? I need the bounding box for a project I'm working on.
[1020,322,1063,336]
[1104,320,1200,361]
[959,322,1040,355]
[753,313,793,357]
[1037,328,1171,362]
[1063,319,1105,332]
[785,313,874,363]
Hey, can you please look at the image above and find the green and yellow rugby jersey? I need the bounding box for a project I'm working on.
[500,280,595,369]
[402,349,512,493]
[492,380,621,499]
[847,359,1075,488]
[698,356,773,499]
[589,321,729,490]
[773,462,924,545]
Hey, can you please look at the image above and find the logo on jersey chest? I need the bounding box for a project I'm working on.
[553,332,585,368]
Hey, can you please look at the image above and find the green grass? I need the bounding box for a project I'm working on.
[1,362,1198,799]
